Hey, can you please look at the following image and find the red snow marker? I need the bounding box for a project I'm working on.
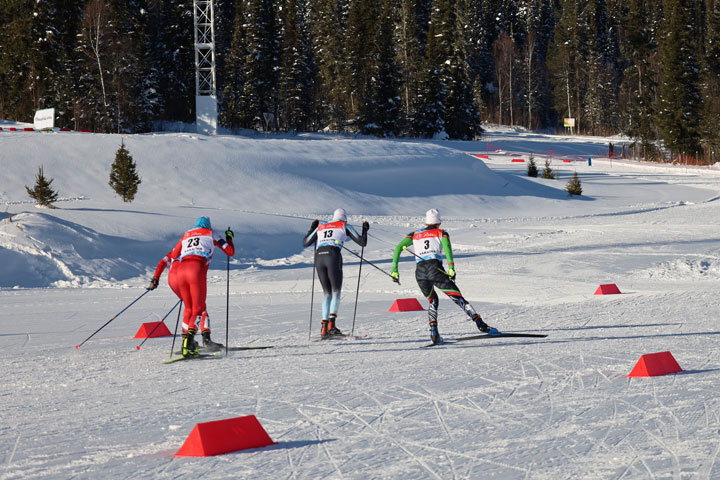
[627,351,683,377]
[594,284,621,295]
[388,298,424,312]
[133,321,172,338]
[474,154,489,159]
[511,158,525,162]
[175,415,275,457]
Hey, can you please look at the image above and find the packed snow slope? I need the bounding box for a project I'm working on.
[3,124,720,479]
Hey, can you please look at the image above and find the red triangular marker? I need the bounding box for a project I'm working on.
[133,321,172,338]
[175,415,275,457]
[594,284,621,295]
[388,298,424,312]
[628,351,683,377]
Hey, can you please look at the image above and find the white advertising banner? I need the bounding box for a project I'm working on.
[34,108,55,130]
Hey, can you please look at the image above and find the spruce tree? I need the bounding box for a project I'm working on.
[239,0,280,130]
[657,0,702,157]
[618,0,657,151]
[527,154,538,177]
[222,1,250,129]
[109,140,141,202]
[277,0,315,132]
[445,0,481,139]
[701,0,720,161]
[541,158,555,179]
[25,166,59,208]
[359,0,402,136]
[566,171,582,195]
[308,0,348,130]
[411,0,453,137]
[156,0,195,124]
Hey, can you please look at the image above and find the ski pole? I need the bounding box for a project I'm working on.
[169,300,183,358]
[226,241,230,357]
[136,299,182,350]
[402,246,452,277]
[350,245,364,336]
[339,244,399,284]
[75,289,151,349]
[308,249,317,340]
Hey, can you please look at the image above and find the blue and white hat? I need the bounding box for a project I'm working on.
[195,216,211,229]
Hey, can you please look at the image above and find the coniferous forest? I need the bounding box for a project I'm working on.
[1,0,719,161]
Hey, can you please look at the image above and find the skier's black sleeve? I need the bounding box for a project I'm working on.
[346,224,367,247]
[302,224,318,248]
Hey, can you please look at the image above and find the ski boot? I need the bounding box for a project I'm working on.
[202,330,224,352]
[429,321,441,345]
[327,314,343,336]
[182,329,200,357]
[320,319,330,339]
[472,314,498,334]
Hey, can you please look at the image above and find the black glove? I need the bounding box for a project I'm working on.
[225,227,234,241]
[147,277,159,290]
[311,219,319,230]
[362,221,369,233]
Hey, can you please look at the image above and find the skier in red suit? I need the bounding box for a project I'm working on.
[147,216,234,356]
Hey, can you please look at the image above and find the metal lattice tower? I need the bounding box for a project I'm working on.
[193,0,217,134]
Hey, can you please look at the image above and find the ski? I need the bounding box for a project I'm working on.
[421,339,457,348]
[225,345,274,351]
[421,332,547,348]
[173,345,273,355]
[164,353,221,364]
[455,332,547,341]
[311,333,368,342]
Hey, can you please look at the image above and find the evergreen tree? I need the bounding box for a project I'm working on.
[527,153,538,177]
[345,0,378,125]
[541,158,555,178]
[25,166,59,208]
[445,0,482,139]
[278,0,315,131]
[618,0,657,151]
[222,1,249,129]
[109,140,142,202]
[0,1,34,121]
[582,0,621,135]
[359,0,402,136]
[657,0,702,157]
[309,0,348,130]
[566,170,582,195]
[239,0,280,130]
[411,0,453,137]
[701,0,720,161]
[156,0,195,124]
[397,0,427,131]
[547,0,589,132]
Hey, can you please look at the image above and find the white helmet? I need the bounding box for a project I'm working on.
[425,208,441,225]
[332,208,347,222]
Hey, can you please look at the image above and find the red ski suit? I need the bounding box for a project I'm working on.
[153,227,234,334]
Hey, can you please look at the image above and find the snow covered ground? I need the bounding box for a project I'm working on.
[2,124,720,479]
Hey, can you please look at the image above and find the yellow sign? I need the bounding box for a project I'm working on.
[564,118,575,128]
